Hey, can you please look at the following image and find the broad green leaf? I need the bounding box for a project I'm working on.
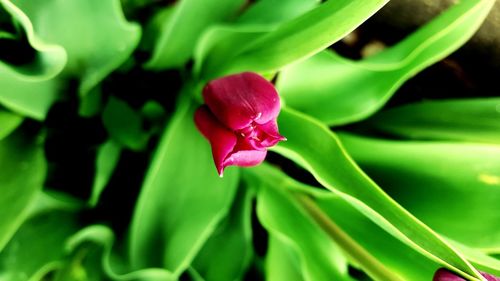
[236,0,320,26]
[60,225,175,281]
[193,185,253,281]
[0,127,46,251]
[193,0,320,77]
[10,0,141,94]
[89,140,121,207]
[448,241,500,276]
[129,100,239,278]
[0,0,66,119]
[145,0,245,70]
[272,107,483,280]
[0,109,22,140]
[102,97,148,151]
[253,172,352,281]
[265,236,304,281]
[0,208,79,281]
[337,133,500,250]
[0,0,67,78]
[364,98,500,143]
[277,0,495,125]
[200,0,389,78]
[247,164,437,281]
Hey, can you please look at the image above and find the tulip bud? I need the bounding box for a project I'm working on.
[194,72,285,176]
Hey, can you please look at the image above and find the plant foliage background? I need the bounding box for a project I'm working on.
[0,0,499,280]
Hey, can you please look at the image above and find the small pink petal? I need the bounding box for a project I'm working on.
[255,119,286,147]
[223,149,267,169]
[202,72,281,130]
[194,106,237,176]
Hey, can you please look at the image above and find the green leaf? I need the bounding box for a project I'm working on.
[236,0,320,26]
[272,107,483,280]
[277,0,495,125]
[200,0,389,78]
[193,185,253,281]
[0,0,67,119]
[102,97,148,151]
[89,140,121,207]
[145,0,245,70]
[363,98,500,143]
[0,109,22,140]
[337,133,500,250]
[0,127,46,251]
[247,164,438,281]
[61,225,175,281]
[10,0,141,94]
[265,236,305,281]
[253,171,352,281]
[0,208,80,281]
[0,0,67,78]
[129,100,239,278]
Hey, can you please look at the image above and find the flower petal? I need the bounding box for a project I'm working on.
[223,149,267,169]
[202,72,281,130]
[255,119,286,147]
[194,106,237,176]
[433,269,500,281]
[433,269,465,281]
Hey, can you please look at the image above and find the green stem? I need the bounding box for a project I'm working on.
[294,193,404,281]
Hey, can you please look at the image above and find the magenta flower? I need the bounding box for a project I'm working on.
[433,268,500,281]
[194,72,286,176]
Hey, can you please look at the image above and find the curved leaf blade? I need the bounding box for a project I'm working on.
[272,107,483,280]
[201,0,389,78]
[364,98,500,143]
[277,0,495,125]
[129,101,239,278]
[0,128,46,251]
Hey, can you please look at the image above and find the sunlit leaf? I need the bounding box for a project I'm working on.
[0,0,67,119]
[277,0,495,125]
[59,225,175,281]
[146,0,244,69]
[193,185,253,281]
[252,170,352,281]
[338,132,500,250]
[10,0,141,94]
[272,107,483,280]
[129,100,239,278]
[364,98,500,143]
[199,0,389,78]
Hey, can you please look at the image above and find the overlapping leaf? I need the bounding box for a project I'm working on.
[0,128,46,251]
[146,0,244,69]
[10,0,141,94]
[192,186,253,281]
[277,0,495,125]
[129,100,239,278]
[272,107,483,280]
[338,133,500,250]
[198,0,389,78]
[0,0,66,119]
[364,98,500,143]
